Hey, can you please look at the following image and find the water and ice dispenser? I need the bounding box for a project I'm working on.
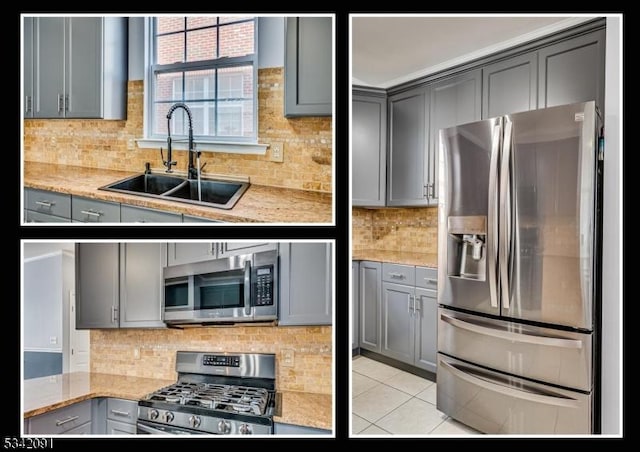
[447,216,487,281]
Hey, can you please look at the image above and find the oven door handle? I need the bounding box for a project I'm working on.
[244,260,252,316]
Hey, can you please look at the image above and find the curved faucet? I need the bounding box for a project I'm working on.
[165,102,199,179]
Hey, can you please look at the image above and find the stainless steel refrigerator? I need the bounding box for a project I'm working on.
[436,101,602,434]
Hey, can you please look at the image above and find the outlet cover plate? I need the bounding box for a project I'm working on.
[270,142,284,163]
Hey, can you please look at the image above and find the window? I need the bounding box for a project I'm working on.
[147,16,256,142]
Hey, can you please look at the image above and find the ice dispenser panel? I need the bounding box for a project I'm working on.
[447,216,487,281]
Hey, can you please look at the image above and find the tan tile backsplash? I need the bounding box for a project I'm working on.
[23,68,332,193]
[352,207,439,254]
[90,325,332,394]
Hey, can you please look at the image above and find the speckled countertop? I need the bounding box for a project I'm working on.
[352,249,438,268]
[23,372,332,431]
[23,162,332,224]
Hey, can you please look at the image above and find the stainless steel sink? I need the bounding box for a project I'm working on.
[99,173,249,210]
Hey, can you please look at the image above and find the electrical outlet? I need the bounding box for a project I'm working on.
[281,349,294,367]
[133,348,140,360]
[49,336,57,345]
[270,142,284,163]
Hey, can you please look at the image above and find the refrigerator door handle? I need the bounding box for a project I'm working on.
[440,312,583,349]
[487,119,501,309]
[499,118,513,310]
[440,359,581,408]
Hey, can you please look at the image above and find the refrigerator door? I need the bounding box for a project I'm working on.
[437,354,592,434]
[438,117,501,315]
[501,101,596,329]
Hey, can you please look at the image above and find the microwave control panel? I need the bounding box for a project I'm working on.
[252,265,274,306]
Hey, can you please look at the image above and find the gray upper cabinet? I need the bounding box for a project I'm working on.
[387,87,429,206]
[352,90,387,206]
[284,17,332,117]
[24,17,34,117]
[218,242,278,257]
[29,17,127,119]
[429,69,482,205]
[279,243,332,326]
[538,29,606,112]
[76,243,120,329]
[483,52,537,118]
[167,243,216,266]
[352,261,360,351]
[359,261,382,352]
[119,243,166,328]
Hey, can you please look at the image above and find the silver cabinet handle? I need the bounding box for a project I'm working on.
[80,210,102,218]
[110,409,130,417]
[407,296,412,315]
[423,278,437,285]
[64,94,69,111]
[26,96,31,113]
[35,200,54,208]
[55,415,79,426]
[428,182,435,199]
[388,272,405,279]
[57,93,63,113]
[414,295,422,313]
[423,184,428,198]
[111,306,118,323]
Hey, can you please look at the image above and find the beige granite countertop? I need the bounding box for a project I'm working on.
[24,162,332,224]
[23,372,332,430]
[352,249,438,268]
[274,391,332,430]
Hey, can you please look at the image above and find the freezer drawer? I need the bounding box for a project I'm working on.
[438,308,592,391]
[437,354,592,434]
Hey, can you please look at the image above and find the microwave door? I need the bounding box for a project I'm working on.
[164,275,192,310]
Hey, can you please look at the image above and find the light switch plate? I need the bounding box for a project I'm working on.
[281,349,294,367]
[270,142,284,163]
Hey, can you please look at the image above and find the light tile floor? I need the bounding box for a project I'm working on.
[351,355,481,436]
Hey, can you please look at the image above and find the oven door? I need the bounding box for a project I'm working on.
[136,420,206,435]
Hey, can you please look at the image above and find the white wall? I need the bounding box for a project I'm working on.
[127,16,285,81]
[601,16,622,435]
[23,242,75,260]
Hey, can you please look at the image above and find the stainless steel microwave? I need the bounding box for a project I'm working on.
[163,250,278,326]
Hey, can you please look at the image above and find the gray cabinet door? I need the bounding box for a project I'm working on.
[76,243,119,329]
[414,288,437,373]
[352,92,387,206]
[429,69,482,205]
[279,243,332,326]
[120,205,182,223]
[381,282,415,364]
[66,17,102,118]
[167,243,216,266]
[33,17,65,118]
[218,242,278,258]
[106,419,136,434]
[284,17,332,117]
[359,261,381,352]
[483,52,537,118]
[388,87,429,206]
[119,243,166,328]
[72,197,120,223]
[538,29,606,112]
[274,422,331,435]
[24,17,33,117]
[352,261,360,351]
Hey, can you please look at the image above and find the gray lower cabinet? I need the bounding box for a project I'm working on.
[284,17,332,117]
[24,210,71,223]
[119,243,166,328]
[483,52,538,118]
[72,196,120,222]
[387,87,429,206]
[428,69,482,205]
[28,399,92,434]
[105,398,137,434]
[381,281,415,363]
[414,288,437,373]
[538,29,606,112]
[359,261,381,352]
[274,422,331,435]
[352,261,360,352]
[279,243,332,326]
[24,188,71,219]
[352,90,387,206]
[182,214,224,223]
[120,204,182,223]
[106,419,136,434]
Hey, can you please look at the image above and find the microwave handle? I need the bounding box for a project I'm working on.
[244,260,252,316]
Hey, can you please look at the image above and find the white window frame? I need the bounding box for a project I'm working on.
[139,16,267,155]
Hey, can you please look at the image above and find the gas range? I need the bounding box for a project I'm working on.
[137,352,278,435]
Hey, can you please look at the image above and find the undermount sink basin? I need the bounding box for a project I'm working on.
[99,173,249,210]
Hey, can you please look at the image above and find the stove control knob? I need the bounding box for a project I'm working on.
[239,424,252,435]
[163,411,174,423]
[189,415,201,429]
[217,420,231,434]
[148,409,159,421]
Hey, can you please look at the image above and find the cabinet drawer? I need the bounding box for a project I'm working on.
[106,398,137,424]
[106,419,136,434]
[182,214,224,223]
[121,205,182,223]
[29,400,91,434]
[72,197,120,222]
[415,267,438,289]
[382,263,415,285]
[65,421,92,434]
[25,210,71,223]
[25,188,71,218]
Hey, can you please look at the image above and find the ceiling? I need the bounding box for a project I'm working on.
[352,16,596,88]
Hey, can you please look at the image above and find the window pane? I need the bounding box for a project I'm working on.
[186,28,217,62]
[156,33,185,65]
[155,72,183,102]
[184,69,214,101]
[218,102,242,137]
[219,21,254,57]
[157,17,184,34]
[185,101,214,136]
[153,102,173,136]
[218,65,253,100]
[186,17,216,28]
[219,16,253,24]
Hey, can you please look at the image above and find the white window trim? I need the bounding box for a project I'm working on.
[138,17,267,155]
